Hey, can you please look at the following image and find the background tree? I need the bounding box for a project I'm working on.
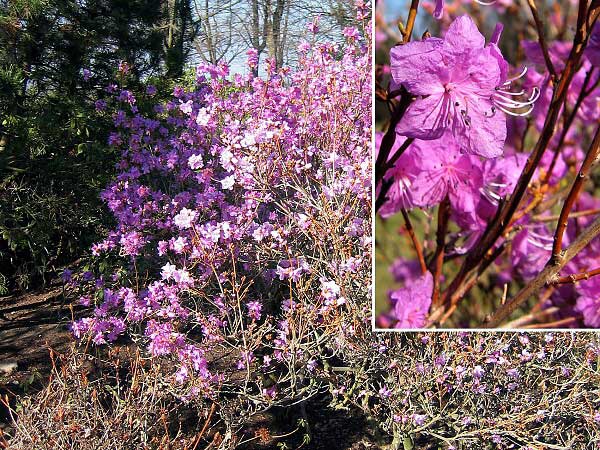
[193,0,359,71]
[0,0,189,292]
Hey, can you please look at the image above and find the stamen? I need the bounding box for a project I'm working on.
[484,106,496,117]
[495,104,535,117]
[460,109,471,127]
[495,88,526,96]
[492,86,539,117]
[494,96,537,108]
[527,233,553,251]
[502,66,528,85]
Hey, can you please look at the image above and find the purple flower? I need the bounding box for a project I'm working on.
[161,262,177,280]
[180,100,193,115]
[575,277,600,327]
[411,413,427,426]
[586,23,600,66]
[320,279,341,301]
[506,368,520,379]
[473,365,485,379]
[388,271,433,328]
[391,16,535,158]
[378,385,392,398]
[220,175,235,190]
[118,61,130,75]
[119,231,145,256]
[146,85,157,96]
[95,99,107,111]
[246,301,262,321]
[188,154,203,170]
[173,207,197,230]
[375,133,418,217]
[410,137,483,215]
[61,269,73,282]
[246,48,259,69]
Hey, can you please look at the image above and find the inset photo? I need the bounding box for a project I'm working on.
[374,0,600,329]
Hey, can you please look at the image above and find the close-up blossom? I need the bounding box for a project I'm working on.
[376,0,600,330]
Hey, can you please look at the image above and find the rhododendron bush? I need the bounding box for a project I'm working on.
[333,331,600,448]
[375,0,600,329]
[64,5,372,444]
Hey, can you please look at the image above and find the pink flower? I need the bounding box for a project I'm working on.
[180,100,193,115]
[375,132,419,217]
[586,23,600,66]
[173,207,197,229]
[188,154,203,170]
[220,175,235,190]
[391,16,536,158]
[388,271,433,329]
[161,262,177,280]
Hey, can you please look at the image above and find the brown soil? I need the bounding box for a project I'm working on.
[0,286,386,449]
[0,285,82,433]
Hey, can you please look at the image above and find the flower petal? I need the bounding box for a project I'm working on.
[444,15,485,53]
[390,38,445,95]
[452,98,506,158]
[396,94,449,140]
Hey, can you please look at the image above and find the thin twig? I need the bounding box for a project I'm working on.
[484,214,600,328]
[401,209,427,275]
[527,0,557,79]
[402,0,420,44]
[532,208,600,222]
[543,67,596,185]
[431,197,451,307]
[552,125,600,260]
[550,267,600,285]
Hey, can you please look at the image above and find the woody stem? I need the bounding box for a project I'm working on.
[552,125,600,260]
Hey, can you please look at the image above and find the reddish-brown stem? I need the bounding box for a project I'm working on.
[375,89,412,186]
[522,316,580,328]
[402,0,420,44]
[431,197,450,308]
[429,241,509,326]
[532,208,600,222]
[543,67,595,185]
[551,267,600,285]
[527,0,557,79]
[484,214,600,328]
[439,1,600,320]
[375,90,414,212]
[505,305,559,328]
[552,125,600,260]
[401,209,427,275]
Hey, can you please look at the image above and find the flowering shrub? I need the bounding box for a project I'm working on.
[376,0,600,328]
[333,331,600,449]
[64,3,372,445]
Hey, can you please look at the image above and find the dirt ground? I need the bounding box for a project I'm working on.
[0,284,79,432]
[0,286,387,449]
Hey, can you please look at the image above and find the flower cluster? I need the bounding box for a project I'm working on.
[332,331,600,448]
[377,7,600,328]
[68,11,372,409]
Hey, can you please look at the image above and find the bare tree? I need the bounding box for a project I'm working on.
[193,0,246,65]
[193,0,360,70]
[162,0,201,77]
